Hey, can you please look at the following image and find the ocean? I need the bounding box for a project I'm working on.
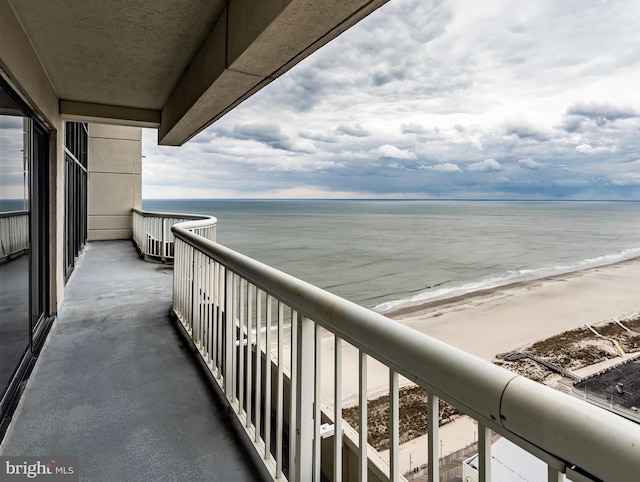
[142,199,640,314]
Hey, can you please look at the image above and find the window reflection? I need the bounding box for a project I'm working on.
[0,88,30,394]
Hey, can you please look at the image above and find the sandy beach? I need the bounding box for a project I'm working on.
[312,257,640,474]
[317,257,640,406]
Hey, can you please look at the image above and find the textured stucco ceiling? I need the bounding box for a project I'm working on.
[7,0,388,145]
[9,0,226,110]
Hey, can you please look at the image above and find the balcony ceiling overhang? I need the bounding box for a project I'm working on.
[8,0,387,145]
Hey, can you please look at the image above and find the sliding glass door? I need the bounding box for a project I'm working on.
[0,79,50,420]
[30,122,49,337]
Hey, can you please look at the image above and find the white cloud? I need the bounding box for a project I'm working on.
[467,159,501,172]
[419,163,462,173]
[377,144,416,159]
[576,144,616,154]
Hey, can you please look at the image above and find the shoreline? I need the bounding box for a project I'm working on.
[352,257,640,474]
[382,255,640,320]
[316,255,640,408]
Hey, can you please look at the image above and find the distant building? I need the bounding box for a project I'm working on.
[573,356,640,423]
[462,437,567,482]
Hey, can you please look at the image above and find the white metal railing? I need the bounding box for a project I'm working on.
[132,208,216,261]
[171,219,640,482]
[0,210,29,260]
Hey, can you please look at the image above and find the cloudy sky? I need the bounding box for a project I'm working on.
[144,0,640,199]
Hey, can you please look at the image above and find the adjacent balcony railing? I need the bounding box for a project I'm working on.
[0,210,29,261]
[170,214,640,482]
[132,208,216,261]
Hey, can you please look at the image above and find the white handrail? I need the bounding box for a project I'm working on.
[132,208,216,261]
[171,220,640,482]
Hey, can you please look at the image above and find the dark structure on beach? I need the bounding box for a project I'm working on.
[574,357,640,421]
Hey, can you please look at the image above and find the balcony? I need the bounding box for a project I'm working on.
[0,239,268,481]
[1,210,639,482]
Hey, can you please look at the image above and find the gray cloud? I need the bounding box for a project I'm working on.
[505,123,549,141]
[335,123,370,137]
[232,122,289,146]
[567,102,639,124]
[419,163,462,173]
[518,158,543,170]
[468,159,501,172]
[563,102,640,133]
[400,123,427,135]
[141,0,640,200]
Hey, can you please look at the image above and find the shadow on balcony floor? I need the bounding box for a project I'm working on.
[0,241,268,481]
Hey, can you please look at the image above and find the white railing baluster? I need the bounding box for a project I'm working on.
[359,351,368,482]
[389,370,399,482]
[200,255,210,354]
[224,269,234,403]
[428,393,439,482]
[478,423,491,482]
[290,309,298,480]
[334,336,343,482]
[313,324,321,482]
[231,275,238,406]
[196,251,202,346]
[313,324,322,482]
[276,301,284,479]
[204,257,209,353]
[207,259,213,364]
[186,246,194,331]
[216,262,224,378]
[191,250,199,339]
[239,279,246,417]
[255,289,262,444]
[200,255,206,353]
[199,252,205,348]
[294,315,314,482]
[265,295,273,461]
[145,216,152,255]
[161,218,167,259]
[246,284,253,429]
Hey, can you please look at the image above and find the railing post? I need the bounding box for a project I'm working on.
[389,370,399,482]
[161,218,167,260]
[334,336,343,482]
[428,393,439,482]
[192,251,200,345]
[478,423,491,482]
[294,314,315,481]
[224,268,234,402]
[359,352,368,482]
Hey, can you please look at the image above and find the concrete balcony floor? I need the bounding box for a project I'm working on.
[0,241,268,481]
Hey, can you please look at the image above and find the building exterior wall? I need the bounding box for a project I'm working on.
[87,124,141,240]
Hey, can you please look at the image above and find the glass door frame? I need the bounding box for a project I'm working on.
[0,76,52,429]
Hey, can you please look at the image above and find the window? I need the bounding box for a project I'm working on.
[64,122,88,279]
